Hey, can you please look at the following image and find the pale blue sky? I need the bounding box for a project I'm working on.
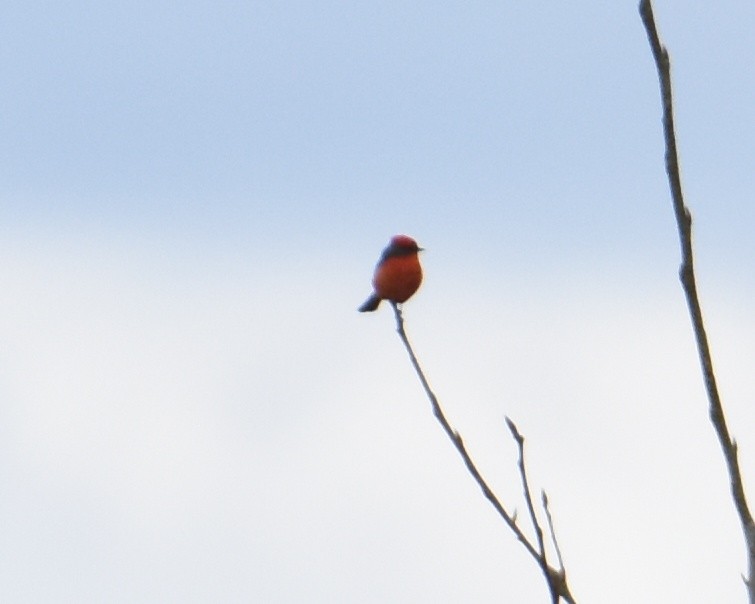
[9,0,754,255]
[2,1,755,602]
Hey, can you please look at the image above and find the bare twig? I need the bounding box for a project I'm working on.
[541,490,573,604]
[506,418,547,560]
[639,1,755,600]
[507,417,557,604]
[543,491,567,574]
[391,302,576,603]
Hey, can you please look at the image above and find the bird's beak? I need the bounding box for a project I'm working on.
[418,247,425,252]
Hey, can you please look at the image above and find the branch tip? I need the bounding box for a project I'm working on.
[505,416,523,443]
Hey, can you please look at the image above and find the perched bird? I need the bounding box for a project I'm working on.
[358,235,423,312]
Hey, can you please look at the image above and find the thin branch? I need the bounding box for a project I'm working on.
[543,491,566,574]
[391,302,576,603]
[639,1,755,600]
[506,418,547,556]
[541,490,574,604]
[507,417,555,604]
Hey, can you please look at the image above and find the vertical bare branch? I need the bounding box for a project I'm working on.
[506,418,547,562]
[639,1,755,600]
[507,418,559,604]
[542,491,567,575]
[391,302,576,603]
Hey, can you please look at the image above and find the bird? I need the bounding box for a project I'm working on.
[358,235,423,312]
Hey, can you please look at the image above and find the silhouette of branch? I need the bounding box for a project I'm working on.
[639,1,755,600]
[543,491,566,575]
[507,417,547,560]
[391,302,576,603]
[507,417,573,604]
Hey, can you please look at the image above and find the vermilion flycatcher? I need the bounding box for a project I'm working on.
[358,235,423,312]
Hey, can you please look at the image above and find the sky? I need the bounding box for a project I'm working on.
[2,0,755,602]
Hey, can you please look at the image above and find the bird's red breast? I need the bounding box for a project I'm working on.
[373,249,422,303]
[358,235,423,312]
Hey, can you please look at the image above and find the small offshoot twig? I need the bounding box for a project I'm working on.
[507,417,573,604]
[543,491,567,575]
[639,1,755,600]
[390,301,576,603]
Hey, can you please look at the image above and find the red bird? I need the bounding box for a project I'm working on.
[358,235,423,312]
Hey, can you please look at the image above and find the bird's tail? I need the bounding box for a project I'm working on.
[358,294,381,312]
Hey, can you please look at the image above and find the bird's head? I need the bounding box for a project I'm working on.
[390,234,424,253]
